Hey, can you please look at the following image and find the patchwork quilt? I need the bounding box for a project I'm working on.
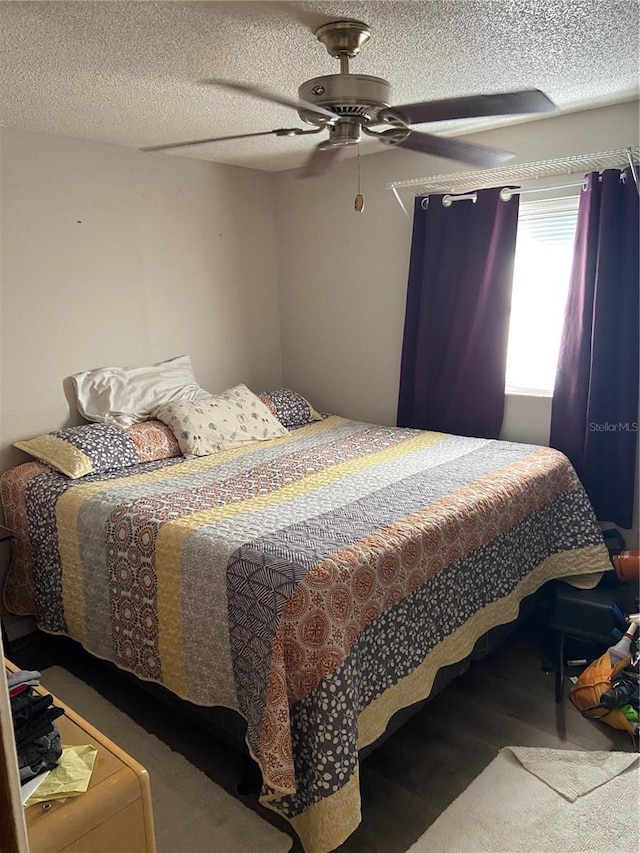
[2,416,610,853]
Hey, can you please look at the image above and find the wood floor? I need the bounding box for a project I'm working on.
[12,616,636,853]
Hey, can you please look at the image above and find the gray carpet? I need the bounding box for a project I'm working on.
[407,746,639,853]
[42,666,292,853]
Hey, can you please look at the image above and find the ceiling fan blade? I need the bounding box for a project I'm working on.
[300,144,349,178]
[141,127,317,153]
[383,89,556,126]
[200,78,336,121]
[390,130,514,168]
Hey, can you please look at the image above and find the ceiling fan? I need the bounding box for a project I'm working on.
[144,19,556,175]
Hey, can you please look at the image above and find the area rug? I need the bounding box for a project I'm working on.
[41,667,292,853]
[407,746,639,853]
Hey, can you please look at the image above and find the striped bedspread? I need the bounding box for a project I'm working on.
[2,416,610,852]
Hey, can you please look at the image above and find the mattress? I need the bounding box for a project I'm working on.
[1,416,610,853]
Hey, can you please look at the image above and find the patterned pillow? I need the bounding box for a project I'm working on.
[125,420,182,463]
[14,420,182,479]
[258,388,323,429]
[154,384,288,458]
[15,423,140,479]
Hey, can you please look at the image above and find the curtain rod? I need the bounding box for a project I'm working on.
[434,178,587,208]
[499,179,587,201]
[436,166,636,208]
[419,169,631,211]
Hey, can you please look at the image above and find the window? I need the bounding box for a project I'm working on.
[505,195,580,395]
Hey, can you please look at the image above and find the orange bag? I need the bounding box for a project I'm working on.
[612,550,640,582]
[569,652,635,735]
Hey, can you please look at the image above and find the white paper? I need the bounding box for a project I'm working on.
[21,770,50,805]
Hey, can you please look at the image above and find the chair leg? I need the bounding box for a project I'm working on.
[555,632,565,704]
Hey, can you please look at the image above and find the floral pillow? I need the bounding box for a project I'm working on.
[258,388,323,429]
[154,384,288,458]
[14,420,182,479]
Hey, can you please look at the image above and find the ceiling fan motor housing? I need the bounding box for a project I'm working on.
[297,74,392,125]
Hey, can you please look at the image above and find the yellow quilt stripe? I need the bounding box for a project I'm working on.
[284,769,361,853]
[57,479,119,645]
[156,427,447,696]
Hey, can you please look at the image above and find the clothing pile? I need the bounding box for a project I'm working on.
[7,668,64,784]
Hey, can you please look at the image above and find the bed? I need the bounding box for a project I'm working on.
[1,413,610,853]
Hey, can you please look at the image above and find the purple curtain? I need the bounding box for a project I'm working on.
[397,187,520,438]
[550,169,639,529]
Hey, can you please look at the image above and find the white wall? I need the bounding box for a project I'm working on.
[0,128,283,474]
[274,100,640,544]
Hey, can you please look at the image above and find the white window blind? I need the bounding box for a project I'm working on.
[505,194,580,395]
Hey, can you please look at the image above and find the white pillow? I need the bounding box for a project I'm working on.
[72,355,211,427]
[154,384,288,457]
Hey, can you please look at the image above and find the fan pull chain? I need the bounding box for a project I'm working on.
[355,147,365,212]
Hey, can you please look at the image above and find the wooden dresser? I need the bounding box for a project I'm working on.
[6,662,156,853]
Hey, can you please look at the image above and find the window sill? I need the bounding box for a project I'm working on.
[505,387,553,398]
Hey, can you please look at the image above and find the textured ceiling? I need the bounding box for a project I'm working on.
[1,1,638,172]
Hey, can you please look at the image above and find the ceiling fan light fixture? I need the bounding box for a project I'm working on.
[322,120,362,148]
